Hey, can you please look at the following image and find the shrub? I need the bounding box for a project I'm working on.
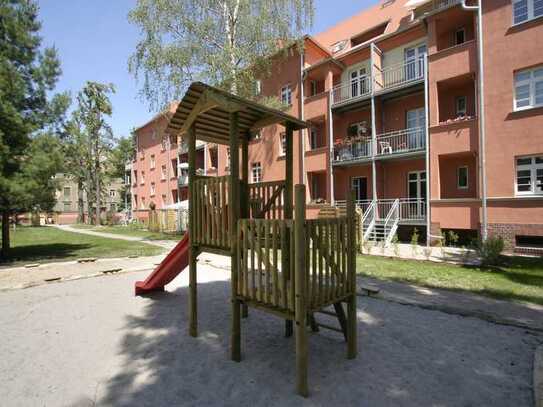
[410,228,420,246]
[473,236,505,266]
[447,230,459,247]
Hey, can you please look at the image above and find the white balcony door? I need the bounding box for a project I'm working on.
[350,67,367,98]
[407,171,426,219]
[406,108,425,149]
[404,44,427,80]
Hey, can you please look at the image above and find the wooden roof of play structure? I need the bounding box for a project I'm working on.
[166,82,310,144]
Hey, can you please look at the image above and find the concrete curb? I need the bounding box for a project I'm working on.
[535,345,543,407]
[367,290,543,333]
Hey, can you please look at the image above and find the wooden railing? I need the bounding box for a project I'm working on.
[236,219,295,313]
[305,218,353,310]
[248,180,286,219]
[192,175,230,249]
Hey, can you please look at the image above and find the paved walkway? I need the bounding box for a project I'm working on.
[53,224,177,250]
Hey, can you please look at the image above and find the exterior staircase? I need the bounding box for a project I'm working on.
[362,199,399,246]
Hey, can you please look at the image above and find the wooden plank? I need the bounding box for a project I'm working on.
[256,221,263,302]
[187,125,198,338]
[280,221,288,310]
[346,190,357,360]
[272,221,279,307]
[264,221,271,304]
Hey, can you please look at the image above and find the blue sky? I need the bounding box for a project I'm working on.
[37,0,374,139]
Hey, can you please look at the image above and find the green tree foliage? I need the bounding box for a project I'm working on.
[128,0,314,107]
[0,0,68,258]
[74,81,116,225]
[108,136,134,179]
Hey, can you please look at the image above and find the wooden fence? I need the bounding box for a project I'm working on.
[248,180,285,220]
[192,175,230,249]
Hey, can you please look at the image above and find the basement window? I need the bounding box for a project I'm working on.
[516,235,543,249]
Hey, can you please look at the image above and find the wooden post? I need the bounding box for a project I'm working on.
[284,123,294,337]
[187,125,198,338]
[241,136,249,319]
[229,112,241,362]
[294,184,308,397]
[346,189,357,359]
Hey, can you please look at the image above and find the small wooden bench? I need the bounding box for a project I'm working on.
[358,284,380,297]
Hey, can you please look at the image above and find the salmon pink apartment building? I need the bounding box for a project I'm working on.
[131,0,543,253]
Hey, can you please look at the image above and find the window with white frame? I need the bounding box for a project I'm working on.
[141,171,145,184]
[457,166,468,189]
[454,27,466,46]
[150,182,156,196]
[161,165,167,180]
[456,96,467,117]
[150,154,156,169]
[281,85,292,106]
[513,0,543,25]
[279,133,286,156]
[162,194,167,205]
[109,189,116,197]
[161,136,168,151]
[310,128,319,150]
[514,66,543,110]
[255,80,262,96]
[251,162,262,183]
[516,155,543,195]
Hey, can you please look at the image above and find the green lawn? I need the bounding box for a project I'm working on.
[71,224,183,241]
[0,226,164,266]
[357,254,543,305]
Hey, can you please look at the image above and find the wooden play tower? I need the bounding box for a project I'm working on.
[168,82,357,396]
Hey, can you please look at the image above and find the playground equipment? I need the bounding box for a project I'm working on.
[135,234,189,295]
[166,82,357,396]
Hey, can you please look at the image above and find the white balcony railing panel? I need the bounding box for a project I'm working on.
[333,139,373,163]
[331,76,371,105]
[374,58,425,92]
[376,127,425,156]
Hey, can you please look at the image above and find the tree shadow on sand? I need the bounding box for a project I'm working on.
[94,279,539,407]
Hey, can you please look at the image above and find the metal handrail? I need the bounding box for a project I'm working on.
[376,127,426,156]
[331,75,371,105]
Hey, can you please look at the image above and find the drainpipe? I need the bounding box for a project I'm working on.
[462,0,487,240]
[370,43,378,207]
[328,90,335,205]
[299,52,307,192]
[424,53,431,247]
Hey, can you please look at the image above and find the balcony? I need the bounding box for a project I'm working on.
[304,92,328,119]
[428,40,477,83]
[413,0,462,19]
[376,127,426,158]
[333,138,373,164]
[430,118,478,155]
[331,76,371,107]
[374,59,426,94]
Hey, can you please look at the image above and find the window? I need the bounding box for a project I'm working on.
[331,39,347,54]
[141,171,145,184]
[281,85,292,106]
[162,194,167,205]
[456,96,467,117]
[63,187,71,199]
[310,81,317,97]
[109,189,116,197]
[251,162,262,183]
[141,197,146,209]
[110,203,116,211]
[150,155,156,169]
[161,165,167,180]
[171,159,178,178]
[133,170,138,185]
[513,0,543,25]
[151,130,157,140]
[516,156,543,195]
[514,66,543,110]
[255,80,262,96]
[457,166,469,189]
[310,128,319,150]
[279,133,287,156]
[161,136,168,151]
[63,202,71,212]
[454,27,465,46]
[209,147,218,168]
[150,182,156,196]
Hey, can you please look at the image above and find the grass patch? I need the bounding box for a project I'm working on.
[0,226,164,266]
[71,224,183,241]
[357,254,543,305]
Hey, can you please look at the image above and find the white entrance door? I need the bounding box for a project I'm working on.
[404,44,427,80]
[406,107,425,149]
[350,67,367,98]
[407,171,426,219]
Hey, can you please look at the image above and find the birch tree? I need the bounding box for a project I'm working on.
[128,0,314,107]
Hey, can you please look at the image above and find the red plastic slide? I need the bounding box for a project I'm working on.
[135,234,190,295]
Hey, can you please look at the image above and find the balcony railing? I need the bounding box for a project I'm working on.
[376,127,425,156]
[336,198,426,223]
[331,76,371,106]
[374,59,425,92]
[413,0,462,19]
[333,139,373,163]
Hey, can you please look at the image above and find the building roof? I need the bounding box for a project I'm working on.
[133,101,179,133]
[167,82,310,145]
[312,0,414,57]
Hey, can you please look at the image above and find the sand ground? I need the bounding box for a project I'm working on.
[1,262,541,407]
